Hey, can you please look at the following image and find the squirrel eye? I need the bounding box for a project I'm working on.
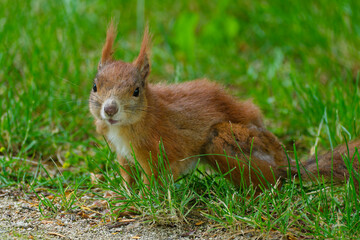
[133,87,140,97]
[93,83,97,92]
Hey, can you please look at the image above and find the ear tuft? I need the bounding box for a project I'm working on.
[133,26,151,79]
[99,21,117,69]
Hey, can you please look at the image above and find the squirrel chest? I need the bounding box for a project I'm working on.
[106,126,132,161]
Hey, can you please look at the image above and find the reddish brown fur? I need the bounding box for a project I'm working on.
[100,21,116,66]
[89,25,360,190]
[133,26,151,79]
[204,123,288,188]
[302,140,360,183]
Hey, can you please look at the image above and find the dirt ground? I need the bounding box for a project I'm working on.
[0,188,277,240]
[0,188,287,240]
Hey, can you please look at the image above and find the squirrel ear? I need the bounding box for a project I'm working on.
[99,21,116,69]
[133,26,151,79]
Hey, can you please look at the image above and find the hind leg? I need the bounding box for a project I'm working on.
[203,122,288,190]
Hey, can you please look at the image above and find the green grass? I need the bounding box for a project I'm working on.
[1,0,360,238]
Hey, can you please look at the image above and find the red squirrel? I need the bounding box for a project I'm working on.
[89,23,359,190]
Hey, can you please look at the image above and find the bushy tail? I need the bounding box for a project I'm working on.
[295,140,360,188]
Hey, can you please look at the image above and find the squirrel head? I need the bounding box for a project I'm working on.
[89,22,151,127]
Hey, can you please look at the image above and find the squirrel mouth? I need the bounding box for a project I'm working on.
[108,119,119,125]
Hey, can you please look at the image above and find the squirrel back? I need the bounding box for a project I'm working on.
[89,23,360,190]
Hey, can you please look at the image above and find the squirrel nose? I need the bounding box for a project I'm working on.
[104,102,118,117]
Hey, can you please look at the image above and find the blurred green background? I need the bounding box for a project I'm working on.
[0,0,359,169]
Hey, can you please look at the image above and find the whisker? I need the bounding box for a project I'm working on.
[89,101,101,108]
[55,75,81,87]
[53,99,90,104]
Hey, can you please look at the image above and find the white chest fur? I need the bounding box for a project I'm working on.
[106,127,132,160]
